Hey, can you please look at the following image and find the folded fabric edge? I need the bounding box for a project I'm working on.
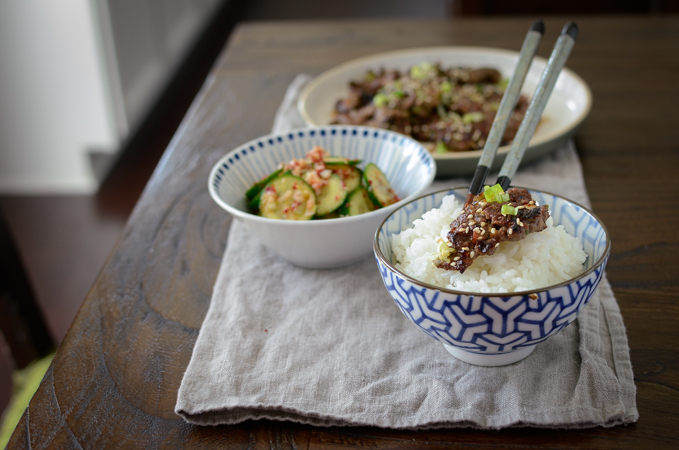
[598,280,640,423]
[176,399,632,431]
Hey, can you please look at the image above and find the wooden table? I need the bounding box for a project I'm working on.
[9,17,679,448]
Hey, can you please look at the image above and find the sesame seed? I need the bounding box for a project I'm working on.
[490,228,496,234]
[470,251,475,258]
[495,243,500,247]
[479,201,487,207]
[508,228,513,235]
[461,247,469,251]
[469,220,476,226]
[476,208,483,213]
[453,256,461,261]
[467,214,473,219]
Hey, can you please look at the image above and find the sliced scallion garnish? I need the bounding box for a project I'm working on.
[494,192,510,203]
[435,142,448,154]
[501,204,517,215]
[373,93,388,107]
[462,111,484,124]
[483,184,504,202]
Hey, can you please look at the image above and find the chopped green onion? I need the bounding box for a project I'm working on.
[440,81,452,92]
[483,183,504,202]
[373,93,388,107]
[438,241,452,259]
[410,62,436,80]
[498,78,509,90]
[462,111,484,124]
[435,142,448,154]
[494,192,510,203]
[501,204,517,215]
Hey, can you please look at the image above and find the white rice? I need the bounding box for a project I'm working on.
[391,195,587,293]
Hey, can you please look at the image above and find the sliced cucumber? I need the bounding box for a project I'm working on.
[316,173,347,216]
[259,174,316,220]
[331,165,363,193]
[323,157,361,166]
[363,163,399,207]
[316,211,341,220]
[246,168,282,201]
[339,186,376,216]
[248,191,262,211]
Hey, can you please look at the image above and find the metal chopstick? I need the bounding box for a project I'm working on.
[495,22,579,190]
[465,19,545,205]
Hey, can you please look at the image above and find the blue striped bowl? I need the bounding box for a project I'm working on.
[209,126,436,268]
[374,188,610,366]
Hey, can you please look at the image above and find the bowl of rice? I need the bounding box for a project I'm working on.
[374,187,610,366]
[209,125,436,268]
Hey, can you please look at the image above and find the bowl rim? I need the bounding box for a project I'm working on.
[297,46,593,162]
[207,125,437,227]
[373,186,611,297]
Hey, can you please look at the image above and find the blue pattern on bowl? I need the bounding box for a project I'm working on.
[374,188,610,361]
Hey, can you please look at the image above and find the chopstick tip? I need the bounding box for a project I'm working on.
[531,19,545,35]
[562,22,578,41]
[464,192,474,206]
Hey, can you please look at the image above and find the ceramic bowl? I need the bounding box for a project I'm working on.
[209,125,436,268]
[374,187,610,366]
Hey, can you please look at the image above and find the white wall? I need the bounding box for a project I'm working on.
[0,0,117,194]
[0,0,222,195]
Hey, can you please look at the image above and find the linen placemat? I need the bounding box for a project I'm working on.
[175,74,638,429]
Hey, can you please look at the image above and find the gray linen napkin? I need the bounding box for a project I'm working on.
[176,74,638,429]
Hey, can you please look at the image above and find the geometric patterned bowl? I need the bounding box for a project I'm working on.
[209,125,436,268]
[374,187,610,366]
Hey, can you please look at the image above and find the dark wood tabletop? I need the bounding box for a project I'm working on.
[9,16,679,448]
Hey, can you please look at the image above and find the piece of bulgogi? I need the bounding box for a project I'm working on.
[434,187,550,273]
[332,63,529,153]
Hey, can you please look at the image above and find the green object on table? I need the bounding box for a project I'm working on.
[0,353,54,447]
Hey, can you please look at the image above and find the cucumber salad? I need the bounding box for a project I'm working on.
[246,146,399,220]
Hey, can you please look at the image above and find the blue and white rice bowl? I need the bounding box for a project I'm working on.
[209,125,436,268]
[374,187,610,366]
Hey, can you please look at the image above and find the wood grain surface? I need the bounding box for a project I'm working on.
[8,17,679,448]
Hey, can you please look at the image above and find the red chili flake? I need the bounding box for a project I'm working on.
[265,329,268,332]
